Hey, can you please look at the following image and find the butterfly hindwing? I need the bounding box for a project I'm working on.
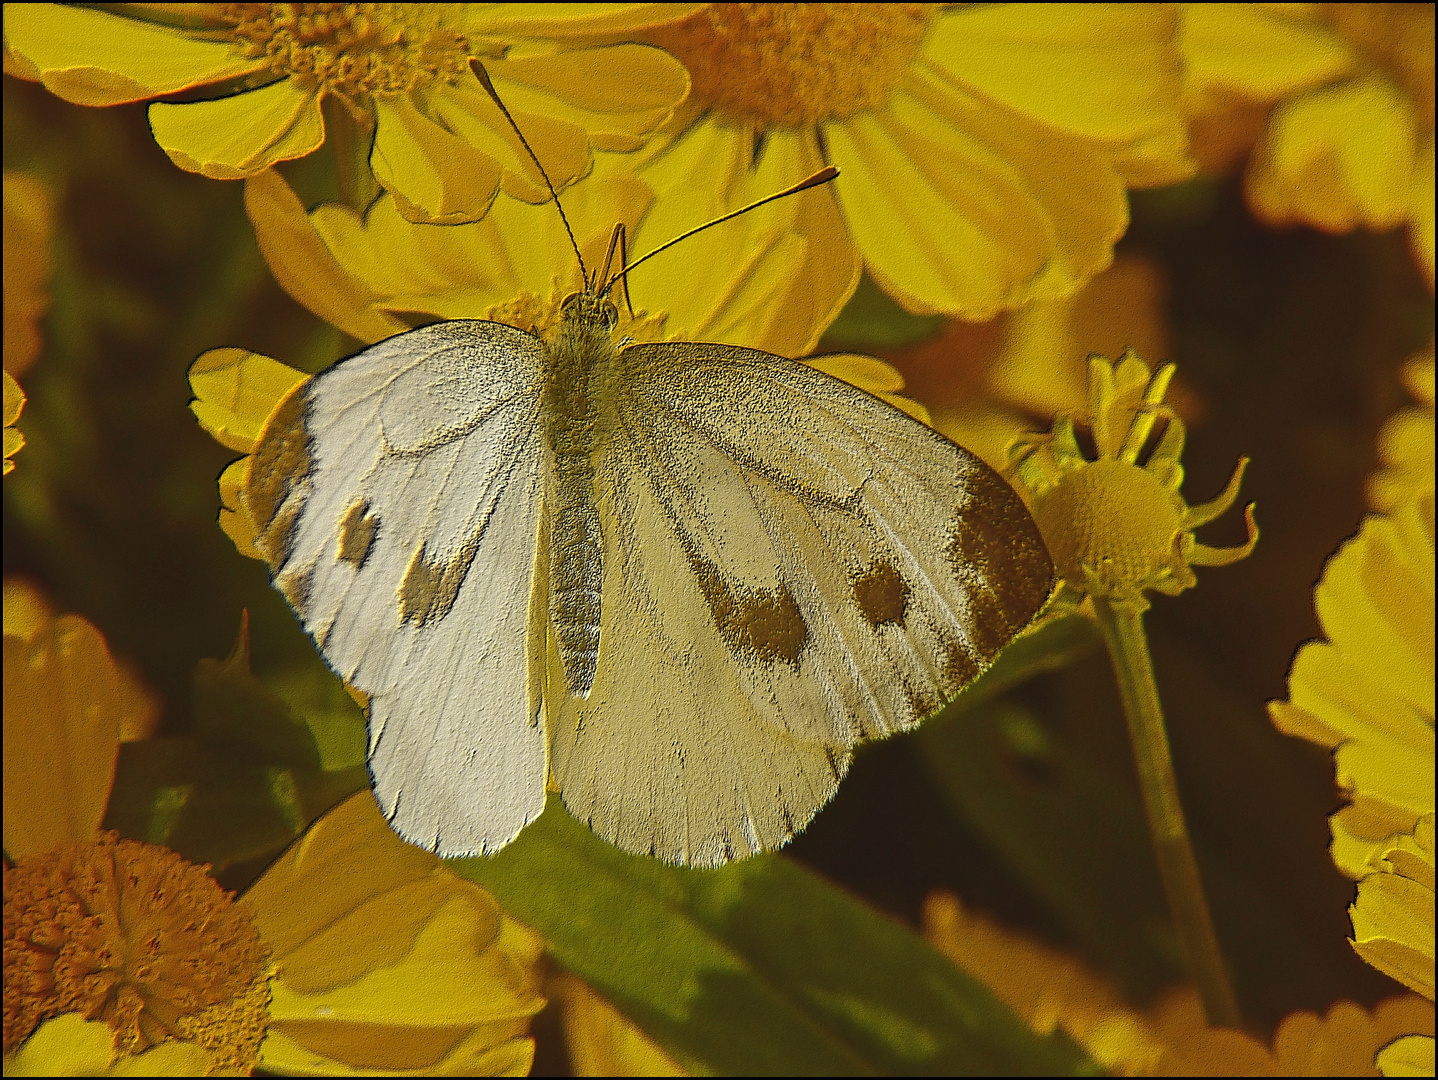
[246,320,551,856]
[547,341,1053,866]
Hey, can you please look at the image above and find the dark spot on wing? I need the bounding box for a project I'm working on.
[853,559,908,627]
[688,551,808,668]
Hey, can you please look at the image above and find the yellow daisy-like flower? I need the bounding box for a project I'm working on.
[3,592,545,1076]
[1007,350,1257,613]
[1180,3,1436,288]
[1369,340,1436,513]
[583,3,1194,322]
[924,890,1437,1077]
[4,3,691,224]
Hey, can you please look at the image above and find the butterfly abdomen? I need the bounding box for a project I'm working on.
[542,303,616,699]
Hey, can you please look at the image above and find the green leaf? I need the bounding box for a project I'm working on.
[455,798,1101,1076]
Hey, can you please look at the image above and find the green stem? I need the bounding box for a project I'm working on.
[1091,596,1242,1029]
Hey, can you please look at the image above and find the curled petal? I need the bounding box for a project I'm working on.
[1189,502,1259,567]
[188,348,307,454]
[150,78,325,179]
[1187,456,1249,528]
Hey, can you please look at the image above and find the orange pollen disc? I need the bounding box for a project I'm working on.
[3,833,269,1067]
[648,3,935,129]
[220,3,472,111]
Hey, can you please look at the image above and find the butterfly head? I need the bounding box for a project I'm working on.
[560,290,619,332]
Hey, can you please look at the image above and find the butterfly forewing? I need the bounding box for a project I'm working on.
[246,321,552,856]
[546,340,1054,866]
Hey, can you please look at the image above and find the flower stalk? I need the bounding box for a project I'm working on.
[1092,596,1241,1029]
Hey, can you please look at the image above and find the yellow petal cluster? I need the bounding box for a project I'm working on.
[1180,3,1436,288]
[924,890,1436,1076]
[4,3,690,223]
[625,3,1193,321]
[1008,351,1256,613]
[1369,341,1436,514]
[3,371,24,478]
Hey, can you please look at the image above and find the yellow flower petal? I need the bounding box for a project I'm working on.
[216,457,264,561]
[475,4,701,39]
[3,1013,115,1077]
[3,369,25,476]
[628,123,858,356]
[244,170,409,345]
[3,3,266,106]
[1410,134,1435,290]
[927,4,1193,186]
[371,93,502,224]
[1247,72,1418,232]
[3,170,53,378]
[1350,816,1436,1000]
[244,793,544,1076]
[485,43,690,153]
[427,76,594,204]
[2,607,156,859]
[1179,4,1359,104]
[149,77,325,180]
[831,70,1124,319]
[552,973,686,1077]
[1369,342,1436,513]
[188,347,308,454]
[1379,1033,1436,1077]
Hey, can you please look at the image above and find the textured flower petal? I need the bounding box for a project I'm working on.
[3,370,24,477]
[1247,73,1418,232]
[472,4,701,39]
[372,93,502,223]
[830,68,1123,319]
[244,170,408,344]
[628,123,857,355]
[259,1022,534,1077]
[2,610,154,859]
[1379,1034,1436,1077]
[245,794,544,1037]
[4,1014,116,1076]
[4,4,266,106]
[552,973,685,1077]
[1351,872,1435,1000]
[1179,4,1359,103]
[428,73,593,203]
[187,347,308,454]
[216,457,264,562]
[928,4,1193,186]
[1410,134,1435,290]
[486,44,689,153]
[149,77,325,180]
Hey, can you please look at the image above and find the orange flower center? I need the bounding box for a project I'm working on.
[647,3,934,129]
[3,833,269,1071]
[219,3,474,112]
[1030,459,1187,595]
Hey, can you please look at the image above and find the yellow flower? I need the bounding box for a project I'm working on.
[244,140,850,357]
[551,973,686,1077]
[3,591,545,1076]
[924,890,1436,1077]
[1008,351,1257,613]
[3,370,24,478]
[1369,340,1436,513]
[1180,3,1436,288]
[4,3,691,224]
[1268,497,1435,881]
[3,170,52,378]
[603,3,1193,322]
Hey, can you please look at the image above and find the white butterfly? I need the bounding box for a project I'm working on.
[244,257,1053,866]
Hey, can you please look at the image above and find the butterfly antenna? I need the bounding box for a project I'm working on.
[597,222,637,319]
[604,166,838,293]
[470,60,588,287]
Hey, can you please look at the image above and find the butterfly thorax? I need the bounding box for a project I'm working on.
[540,293,620,699]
